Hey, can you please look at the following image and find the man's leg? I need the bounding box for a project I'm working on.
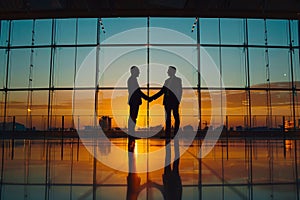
[128,105,139,150]
[128,105,139,137]
[165,105,172,138]
[173,105,180,136]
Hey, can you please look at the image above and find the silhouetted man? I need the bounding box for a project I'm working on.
[151,66,182,138]
[127,66,150,145]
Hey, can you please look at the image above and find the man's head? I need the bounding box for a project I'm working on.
[167,66,176,77]
[130,66,140,77]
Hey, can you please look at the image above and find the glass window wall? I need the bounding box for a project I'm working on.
[0,17,298,131]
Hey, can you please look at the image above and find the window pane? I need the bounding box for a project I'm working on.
[150,17,197,44]
[200,18,220,44]
[220,18,244,45]
[226,90,248,116]
[221,47,246,87]
[55,19,76,45]
[50,90,73,129]
[250,90,268,127]
[201,47,220,87]
[8,49,31,88]
[247,19,265,45]
[9,48,50,89]
[7,91,27,117]
[11,20,33,46]
[25,91,49,130]
[31,91,48,116]
[266,19,289,46]
[180,89,199,130]
[249,48,266,88]
[75,47,97,88]
[33,48,51,88]
[271,91,292,116]
[53,48,76,87]
[268,49,291,88]
[0,20,9,47]
[31,91,48,130]
[77,47,96,68]
[200,90,227,130]
[149,46,198,87]
[99,47,147,87]
[290,20,299,46]
[34,19,52,45]
[293,49,300,82]
[78,18,97,44]
[100,18,147,44]
[0,49,7,88]
[73,90,95,130]
[100,90,127,130]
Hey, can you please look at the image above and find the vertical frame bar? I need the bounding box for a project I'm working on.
[3,20,11,132]
[48,19,56,131]
[197,17,202,200]
[245,19,252,129]
[288,20,296,130]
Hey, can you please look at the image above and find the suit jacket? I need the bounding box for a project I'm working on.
[152,76,182,106]
[127,76,148,106]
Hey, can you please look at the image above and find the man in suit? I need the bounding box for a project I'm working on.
[150,66,182,138]
[127,66,150,144]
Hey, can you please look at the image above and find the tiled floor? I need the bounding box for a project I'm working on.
[0,137,299,199]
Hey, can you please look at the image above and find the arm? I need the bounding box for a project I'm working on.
[151,86,166,100]
[139,89,149,101]
[178,78,182,103]
[128,77,149,101]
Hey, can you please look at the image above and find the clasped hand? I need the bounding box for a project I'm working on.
[148,96,154,102]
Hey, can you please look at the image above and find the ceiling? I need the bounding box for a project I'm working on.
[0,0,300,20]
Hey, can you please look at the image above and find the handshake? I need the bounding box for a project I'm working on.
[146,96,156,102]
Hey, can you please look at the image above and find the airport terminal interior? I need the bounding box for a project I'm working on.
[0,0,300,199]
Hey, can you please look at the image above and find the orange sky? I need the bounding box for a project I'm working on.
[1,87,299,130]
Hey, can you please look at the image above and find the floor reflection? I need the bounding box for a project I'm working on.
[127,138,183,200]
[127,139,141,200]
[162,138,182,200]
[0,137,299,200]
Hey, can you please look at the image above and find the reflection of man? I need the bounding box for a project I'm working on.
[163,138,182,200]
[151,66,182,138]
[126,141,141,200]
[127,66,150,145]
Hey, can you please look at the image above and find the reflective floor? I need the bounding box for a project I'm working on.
[0,137,299,200]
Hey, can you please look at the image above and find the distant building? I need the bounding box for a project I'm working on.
[99,116,112,131]
[236,126,243,131]
[0,122,26,131]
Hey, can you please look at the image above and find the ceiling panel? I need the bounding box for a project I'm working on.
[0,0,299,19]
